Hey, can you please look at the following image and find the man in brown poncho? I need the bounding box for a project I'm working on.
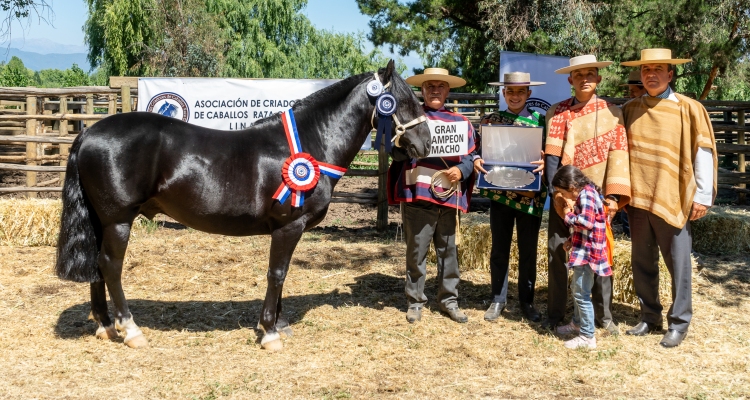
[543,55,632,335]
[621,49,718,348]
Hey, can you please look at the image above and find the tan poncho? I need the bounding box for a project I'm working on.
[622,93,718,228]
[545,97,631,207]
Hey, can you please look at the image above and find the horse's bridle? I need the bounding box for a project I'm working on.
[369,72,427,148]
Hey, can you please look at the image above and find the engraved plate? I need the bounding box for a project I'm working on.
[485,166,536,188]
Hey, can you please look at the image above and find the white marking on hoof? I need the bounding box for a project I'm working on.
[261,332,283,351]
[124,333,149,349]
[116,317,147,348]
[95,325,118,340]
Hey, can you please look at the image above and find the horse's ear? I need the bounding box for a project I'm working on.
[384,59,396,83]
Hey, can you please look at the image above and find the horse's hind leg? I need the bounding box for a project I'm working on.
[259,220,305,351]
[99,221,148,348]
[89,280,118,340]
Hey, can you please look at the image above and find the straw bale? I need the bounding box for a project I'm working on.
[0,199,154,247]
[692,206,750,255]
[0,199,62,246]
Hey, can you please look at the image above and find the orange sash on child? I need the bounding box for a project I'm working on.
[603,204,615,266]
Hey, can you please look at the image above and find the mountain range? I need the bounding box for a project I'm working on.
[0,39,90,71]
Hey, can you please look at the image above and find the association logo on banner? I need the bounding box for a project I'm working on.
[146,92,190,122]
[525,97,552,114]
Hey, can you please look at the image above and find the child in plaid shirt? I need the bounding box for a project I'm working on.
[551,165,613,350]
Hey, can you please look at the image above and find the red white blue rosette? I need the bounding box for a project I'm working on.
[282,153,320,192]
[272,109,347,208]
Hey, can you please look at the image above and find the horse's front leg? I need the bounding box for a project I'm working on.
[259,219,305,351]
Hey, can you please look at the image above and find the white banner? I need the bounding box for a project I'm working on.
[498,51,571,114]
[426,119,468,157]
[137,78,339,131]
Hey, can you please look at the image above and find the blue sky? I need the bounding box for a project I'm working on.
[3,0,423,72]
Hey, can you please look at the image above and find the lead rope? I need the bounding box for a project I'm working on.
[430,157,461,246]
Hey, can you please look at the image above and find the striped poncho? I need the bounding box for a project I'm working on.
[545,97,631,207]
[622,93,718,228]
[388,106,476,212]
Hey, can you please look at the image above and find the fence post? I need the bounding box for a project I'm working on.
[25,95,38,198]
[377,137,389,232]
[108,94,116,115]
[59,96,69,183]
[86,94,94,127]
[739,110,746,204]
[121,85,132,113]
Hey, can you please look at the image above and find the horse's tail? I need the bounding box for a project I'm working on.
[55,128,102,282]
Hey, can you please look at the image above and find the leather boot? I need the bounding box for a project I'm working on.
[484,302,505,322]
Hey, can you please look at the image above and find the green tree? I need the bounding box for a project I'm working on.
[84,0,154,76]
[594,0,750,100]
[356,0,601,91]
[34,68,65,87]
[0,56,32,86]
[62,64,90,86]
[85,0,393,79]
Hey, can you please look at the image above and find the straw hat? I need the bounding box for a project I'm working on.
[619,70,643,87]
[405,67,466,88]
[554,55,613,74]
[621,48,691,66]
[488,72,545,87]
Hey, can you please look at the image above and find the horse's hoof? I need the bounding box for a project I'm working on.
[95,325,118,340]
[262,339,283,351]
[124,334,149,348]
[260,332,283,351]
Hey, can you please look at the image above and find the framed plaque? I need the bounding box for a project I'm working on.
[476,125,543,191]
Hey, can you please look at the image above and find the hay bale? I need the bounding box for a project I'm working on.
[0,199,62,246]
[0,199,156,247]
[692,206,750,255]
[429,211,673,306]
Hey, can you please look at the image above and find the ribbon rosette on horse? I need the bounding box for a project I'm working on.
[273,110,346,207]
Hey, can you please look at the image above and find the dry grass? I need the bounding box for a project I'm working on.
[0,202,749,398]
[692,206,750,255]
[1,223,749,398]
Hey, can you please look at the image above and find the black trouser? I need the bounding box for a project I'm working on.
[489,200,542,305]
[629,207,693,332]
[547,209,614,326]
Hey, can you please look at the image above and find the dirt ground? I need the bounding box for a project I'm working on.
[1,191,750,399]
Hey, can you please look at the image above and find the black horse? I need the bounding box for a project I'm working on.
[55,61,430,350]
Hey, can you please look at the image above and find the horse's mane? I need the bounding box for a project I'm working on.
[250,66,403,127]
[292,71,373,112]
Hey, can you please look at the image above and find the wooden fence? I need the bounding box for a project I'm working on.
[2,83,750,232]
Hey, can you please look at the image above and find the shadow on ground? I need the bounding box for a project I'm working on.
[55,271,642,341]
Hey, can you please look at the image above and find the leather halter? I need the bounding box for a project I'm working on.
[369,73,428,148]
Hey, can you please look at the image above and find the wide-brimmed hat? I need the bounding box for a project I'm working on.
[489,72,545,87]
[405,67,466,88]
[619,70,643,87]
[621,48,692,66]
[554,55,613,74]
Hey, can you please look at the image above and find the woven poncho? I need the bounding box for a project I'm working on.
[545,97,632,207]
[622,93,718,228]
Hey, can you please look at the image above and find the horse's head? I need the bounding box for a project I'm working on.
[377,60,431,158]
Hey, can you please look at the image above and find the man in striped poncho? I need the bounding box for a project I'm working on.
[621,49,717,348]
[388,68,476,324]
